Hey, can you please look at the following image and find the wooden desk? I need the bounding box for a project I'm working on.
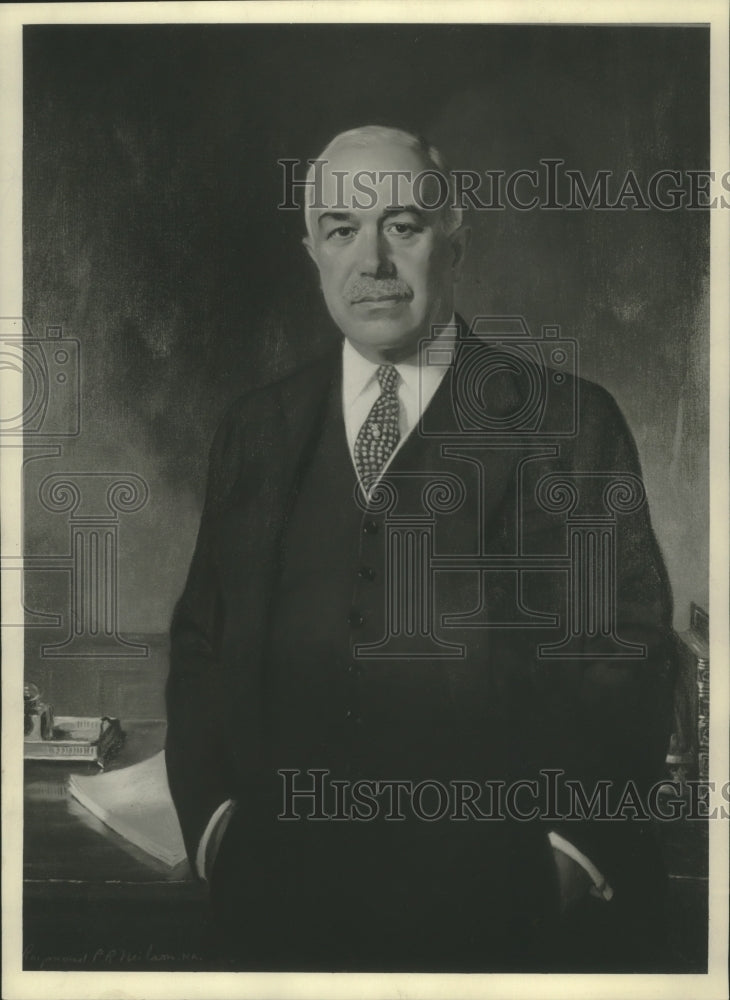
[23,720,223,971]
[24,721,709,972]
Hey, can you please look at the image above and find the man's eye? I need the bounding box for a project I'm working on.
[386,222,422,238]
[326,227,356,240]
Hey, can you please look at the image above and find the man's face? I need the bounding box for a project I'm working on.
[303,139,467,362]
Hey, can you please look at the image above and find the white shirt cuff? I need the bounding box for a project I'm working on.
[548,830,615,901]
[196,798,235,880]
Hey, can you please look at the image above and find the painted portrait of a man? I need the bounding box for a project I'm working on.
[8,8,725,996]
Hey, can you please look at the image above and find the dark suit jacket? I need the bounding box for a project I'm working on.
[165,321,676,918]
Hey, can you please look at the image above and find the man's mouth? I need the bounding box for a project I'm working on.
[352,293,405,303]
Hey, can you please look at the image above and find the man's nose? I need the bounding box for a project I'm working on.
[358,229,396,278]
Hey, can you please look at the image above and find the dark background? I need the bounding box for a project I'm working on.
[23,24,709,714]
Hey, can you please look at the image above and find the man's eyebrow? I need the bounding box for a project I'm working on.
[316,211,356,228]
[382,205,428,220]
[316,206,431,229]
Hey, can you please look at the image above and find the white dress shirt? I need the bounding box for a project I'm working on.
[196,320,613,902]
[342,318,458,490]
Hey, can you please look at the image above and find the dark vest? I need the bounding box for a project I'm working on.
[265,368,545,784]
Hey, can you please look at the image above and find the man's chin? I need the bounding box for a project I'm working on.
[341,305,424,343]
[344,320,424,355]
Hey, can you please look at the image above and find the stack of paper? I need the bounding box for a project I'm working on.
[68,750,187,867]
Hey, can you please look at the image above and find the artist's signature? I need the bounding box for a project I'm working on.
[23,943,203,969]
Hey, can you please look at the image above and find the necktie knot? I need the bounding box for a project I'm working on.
[376,364,399,397]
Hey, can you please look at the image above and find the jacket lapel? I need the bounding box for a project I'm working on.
[390,316,524,539]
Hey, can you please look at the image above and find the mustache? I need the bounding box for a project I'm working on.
[346,278,413,303]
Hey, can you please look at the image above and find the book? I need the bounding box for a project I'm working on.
[24,716,125,768]
[692,605,710,783]
[25,740,98,760]
[68,750,187,867]
[667,603,709,786]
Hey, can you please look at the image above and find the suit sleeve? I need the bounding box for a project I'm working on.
[165,410,242,865]
[536,383,677,895]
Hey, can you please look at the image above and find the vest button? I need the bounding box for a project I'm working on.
[357,566,376,581]
[362,519,379,535]
[347,609,365,627]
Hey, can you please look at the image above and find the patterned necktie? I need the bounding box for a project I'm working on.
[354,364,401,490]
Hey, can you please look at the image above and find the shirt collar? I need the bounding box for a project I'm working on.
[342,314,458,407]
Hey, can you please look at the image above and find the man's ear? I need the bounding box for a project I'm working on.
[302,235,318,267]
[449,225,471,283]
